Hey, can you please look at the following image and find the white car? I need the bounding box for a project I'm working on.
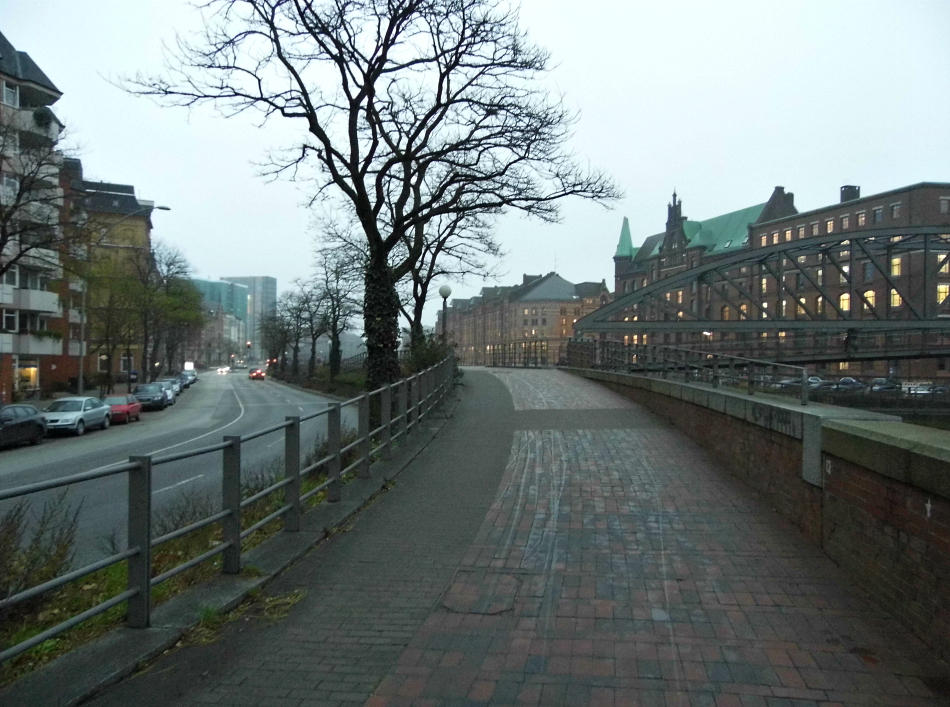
[216,366,231,375]
[43,396,111,436]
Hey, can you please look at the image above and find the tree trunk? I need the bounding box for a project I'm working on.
[329,332,342,379]
[308,336,317,378]
[409,296,427,357]
[364,253,401,389]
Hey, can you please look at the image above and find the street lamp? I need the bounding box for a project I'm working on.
[76,205,170,394]
[439,284,452,345]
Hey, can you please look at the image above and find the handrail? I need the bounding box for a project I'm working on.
[0,355,455,665]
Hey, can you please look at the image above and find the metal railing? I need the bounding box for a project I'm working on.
[0,356,455,664]
[566,339,810,405]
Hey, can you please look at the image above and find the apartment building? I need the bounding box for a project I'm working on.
[0,31,65,403]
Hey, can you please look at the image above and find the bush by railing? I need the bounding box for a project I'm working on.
[0,356,455,667]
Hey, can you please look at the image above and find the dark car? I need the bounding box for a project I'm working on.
[868,378,901,393]
[0,404,46,448]
[834,377,866,392]
[133,383,168,410]
[249,368,266,380]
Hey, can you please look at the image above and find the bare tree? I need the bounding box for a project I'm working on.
[130,0,619,388]
[313,247,360,379]
[0,107,73,278]
[277,290,307,378]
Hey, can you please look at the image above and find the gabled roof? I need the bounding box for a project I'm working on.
[685,202,765,254]
[574,281,607,299]
[510,272,578,302]
[0,31,60,98]
[614,216,637,258]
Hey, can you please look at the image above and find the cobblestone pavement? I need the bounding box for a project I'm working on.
[89,368,949,706]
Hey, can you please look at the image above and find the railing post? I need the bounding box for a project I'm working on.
[381,384,392,459]
[358,393,370,478]
[409,375,419,430]
[222,435,242,574]
[398,379,408,441]
[801,368,809,406]
[284,416,301,532]
[327,403,342,502]
[127,455,152,628]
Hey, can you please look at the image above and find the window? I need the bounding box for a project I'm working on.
[940,198,950,215]
[839,361,850,372]
[890,257,902,277]
[523,308,529,315]
[771,232,779,245]
[1,174,19,204]
[941,255,950,275]
[797,255,807,264]
[1,309,16,331]
[816,295,824,314]
[939,284,950,305]
[841,215,850,230]
[839,293,851,311]
[760,277,768,295]
[856,211,866,226]
[761,301,769,318]
[797,297,806,315]
[759,234,767,247]
[2,266,17,287]
[863,262,874,281]
[523,318,528,326]
[811,222,819,236]
[797,225,805,239]
[872,207,883,223]
[826,218,834,234]
[1,81,19,107]
[784,229,792,241]
[864,290,876,311]
[817,267,824,285]
[739,303,748,319]
[120,353,134,373]
[839,264,850,284]
[890,203,901,219]
[780,299,788,317]
[890,289,902,307]
[676,290,683,304]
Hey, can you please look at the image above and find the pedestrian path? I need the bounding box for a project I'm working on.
[89,368,948,706]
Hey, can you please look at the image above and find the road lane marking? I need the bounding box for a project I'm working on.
[155,474,204,494]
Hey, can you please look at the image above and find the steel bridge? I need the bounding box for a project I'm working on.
[575,226,950,365]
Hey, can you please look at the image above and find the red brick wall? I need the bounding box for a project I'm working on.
[0,353,13,405]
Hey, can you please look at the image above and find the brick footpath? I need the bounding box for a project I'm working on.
[89,369,949,706]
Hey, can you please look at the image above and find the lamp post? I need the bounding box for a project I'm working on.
[439,285,452,345]
[77,205,170,394]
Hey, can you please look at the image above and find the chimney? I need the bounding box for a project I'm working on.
[840,185,860,203]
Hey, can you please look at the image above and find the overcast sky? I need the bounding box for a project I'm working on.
[5,1,950,328]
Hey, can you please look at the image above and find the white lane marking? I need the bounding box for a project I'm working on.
[155,474,204,494]
[83,384,247,474]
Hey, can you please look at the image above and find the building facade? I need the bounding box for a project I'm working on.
[600,182,950,380]
[443,273,609,366]
[191,278,249,366]
[0,31,65,403]
[221,275,277,362]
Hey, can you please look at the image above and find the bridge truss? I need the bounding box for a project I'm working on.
[575,226,950,365]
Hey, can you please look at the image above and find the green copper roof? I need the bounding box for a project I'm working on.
[614,216,637,258]
[687,202,766,253]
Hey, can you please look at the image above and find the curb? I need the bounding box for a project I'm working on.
[0,386,462,707]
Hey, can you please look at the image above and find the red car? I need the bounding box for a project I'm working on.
[104,394,143,423]
[249,368,266,380]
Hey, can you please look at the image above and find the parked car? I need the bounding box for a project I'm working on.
[159,377,183,395]
[156,380,177,405]
[217,366,230,375]
[868,378,901,393]
[177,371,194,389]
[133,383,168,410]
[0,404,46,448]
[42,397,111,436]
[249,368,266,380]
[103,394,143,423]
[834,377,866,392]
[806,376,825,389]
[182,370,198,385]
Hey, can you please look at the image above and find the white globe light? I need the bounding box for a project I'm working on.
[439,285,452,299]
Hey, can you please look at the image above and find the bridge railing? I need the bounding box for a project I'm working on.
[0,356,455,665]
[566,340,810,405]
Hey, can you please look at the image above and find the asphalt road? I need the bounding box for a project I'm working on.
[0,373,357,565]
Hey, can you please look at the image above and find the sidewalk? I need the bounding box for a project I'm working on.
[84,368,948,705]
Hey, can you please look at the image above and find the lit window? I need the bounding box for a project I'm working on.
[864,290,876,311]
[890,257,902,277]
[739,303,748,319]
[840,361,850,372]
[890,289,902,307]
[841,215,850,230]
[761,301,769,318]
[939,284,950,304]
[784,229,792,241]
[890,203,901,219]
[772,232,779,245]
[676,290,683,304]
[856,211,866,226]
[839,293,851,311]
[811,222,819,236]
[816,295,824,314]
[780,299,787,316]
[817,267,824,285]
[826,219,834,234]
[760,277,768,294]
[940,256,950,275]
[840,265,850,284]
[797,225,805,239]
[797,255,807,264]
[797,297,806,314]
[759,234,767,247]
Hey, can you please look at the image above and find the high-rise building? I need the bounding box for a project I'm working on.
[220,276,277,361]
[191,278,249,366]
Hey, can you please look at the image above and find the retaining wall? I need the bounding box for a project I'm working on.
[571,368,950,661]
